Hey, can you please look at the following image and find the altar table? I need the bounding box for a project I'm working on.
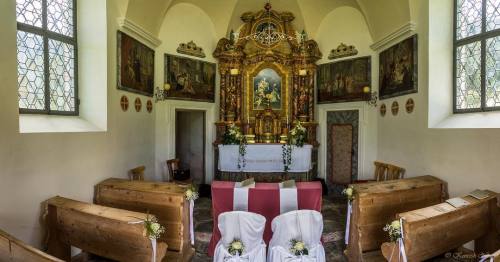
[218,144,313,173]
[207,181,322,256]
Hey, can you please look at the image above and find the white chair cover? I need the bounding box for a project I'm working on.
[214,211,267,262]
[268,210,326,262]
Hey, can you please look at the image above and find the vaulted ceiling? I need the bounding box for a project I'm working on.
[120,0,413,43]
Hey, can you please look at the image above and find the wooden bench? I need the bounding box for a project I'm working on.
[0,229,63,262]
[46,196,168,262]
[94,178,194,261]
[346,175,447,261]
[381,191,500,261]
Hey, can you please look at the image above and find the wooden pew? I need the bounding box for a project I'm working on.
[0,229,63,262]
[346,175,447,261]
[381,191,500,262]
[46,196,168,262]
[94,178,194,261]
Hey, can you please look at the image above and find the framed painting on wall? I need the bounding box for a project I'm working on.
[164,54,216,102]
[317,56,371,104]
[117,31,155,96]
[379,34,418,99]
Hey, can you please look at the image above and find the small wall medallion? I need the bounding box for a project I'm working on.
[146,100,153,113]
[391,101,399,116]
[328,43,358,60]
[380,103,386,117]
[135,97,142,112]
[120,95,129,112]
[177,40,206,58]
[405,98,415,113]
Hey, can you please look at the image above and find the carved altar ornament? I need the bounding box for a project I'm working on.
[328,43,358,60]
[177,40,206,58]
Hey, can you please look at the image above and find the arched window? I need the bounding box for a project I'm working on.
[16,0,78,115]
[454,0,500,112]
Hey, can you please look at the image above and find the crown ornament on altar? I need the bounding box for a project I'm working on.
[328,43,358,60]
[177,40,206,58]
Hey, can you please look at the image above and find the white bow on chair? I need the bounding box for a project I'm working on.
[269,244,326,262]
[215,242,267,262]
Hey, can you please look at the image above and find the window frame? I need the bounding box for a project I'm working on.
[17,0,79,116]
[453,0,500,113]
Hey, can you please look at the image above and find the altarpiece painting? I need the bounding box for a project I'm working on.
[253,68,282,110]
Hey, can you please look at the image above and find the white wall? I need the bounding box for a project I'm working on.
[154,3,219,183]
[377,0,500,197]
[0,0,156,247]
[315,6,378,180]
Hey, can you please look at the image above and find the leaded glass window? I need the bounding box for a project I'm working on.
[16,0,78,115]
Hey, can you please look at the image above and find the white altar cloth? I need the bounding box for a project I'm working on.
[218,144,312,173]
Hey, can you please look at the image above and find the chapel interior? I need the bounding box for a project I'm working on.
[1,0,500,261]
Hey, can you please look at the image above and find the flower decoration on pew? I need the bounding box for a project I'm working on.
[222,123,248,170]
[143,214,166,240]
[228,239,245,256]
[185,184,199,201]
[342,185,356,203]
[290,239,309,256]
[383,220,402,242]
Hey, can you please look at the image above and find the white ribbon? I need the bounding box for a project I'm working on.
[479,255,495,262]
[127,220,157,262]
[397,218,408,262]
[270,245,324,262]
[190,199,195,245]
[216,242,267,262]
[233,187,250,211]
[279,188,298,214]
[344,201,352,245]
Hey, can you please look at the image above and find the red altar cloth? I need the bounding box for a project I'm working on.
[208,181,322,256]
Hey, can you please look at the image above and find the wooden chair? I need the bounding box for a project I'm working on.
[167,159,191,184]
[374,161,405,181]
[129,166,145,181]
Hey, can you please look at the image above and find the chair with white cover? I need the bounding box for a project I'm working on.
[268,210,325,262]
[214,211,267,262]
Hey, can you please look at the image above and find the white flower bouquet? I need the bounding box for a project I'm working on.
[342,185,355,202]
[289,121,307,147]
[383,220,402,242]
[185,184,199,201]
[228,239,245,256]
[143,214,166,240]
[290,239,309,256]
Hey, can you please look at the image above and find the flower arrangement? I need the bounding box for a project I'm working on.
[383,220,402,242]
[289,121,307,147]
[290,239,308,256]
[342,185,355,203]
[222,123,248,170]
[143,214,166,240]
[185,184,199,201]
[228,239,245,256]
